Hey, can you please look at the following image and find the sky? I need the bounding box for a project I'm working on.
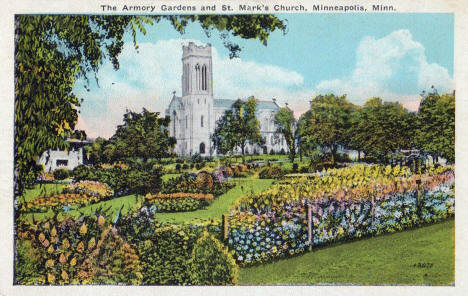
[74,13,454,139]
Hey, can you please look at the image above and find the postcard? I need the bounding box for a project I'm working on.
[1,0,467,295]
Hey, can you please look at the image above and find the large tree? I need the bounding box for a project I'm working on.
[274,107,297,163]
[109,108,175,162]
[213,98,264,162]
[350,97,416,163]
[297,94,355,164]
[15,15,286,196]
[416,91,455,164]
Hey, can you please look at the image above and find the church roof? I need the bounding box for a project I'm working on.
[213,99,280,111]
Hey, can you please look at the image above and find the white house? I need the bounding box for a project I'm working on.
[37,139,89,172]
[165,42,288,157]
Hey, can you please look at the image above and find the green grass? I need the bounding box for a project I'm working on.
[238,219,454,286]
[154,178,274,224]
[19,183,65,204]
[161,173,182,181]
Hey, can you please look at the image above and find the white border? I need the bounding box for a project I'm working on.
[1,1,467,295]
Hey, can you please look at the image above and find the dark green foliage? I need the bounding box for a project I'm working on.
[116,207,157,245]
[349,97,416,163]
[189,231,238,285]
[212,98,265,161]
[139,224,199,285]
[259,166,284,179]
[160,173,234,196]
[416,92,455,164]
[108,109,175,162]
[53,168,70,180]
[148,198,209,213]
[72,163,162,195]
[274,107,297,163]
[298,94,356,164]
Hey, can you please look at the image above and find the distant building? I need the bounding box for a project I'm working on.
[37,139,90,172]
[165,42,288,157]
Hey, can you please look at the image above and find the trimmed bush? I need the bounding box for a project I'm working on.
[259,166,284,179]
[139,224,198,285]
[189,231,238,285]
[53,168,70,180]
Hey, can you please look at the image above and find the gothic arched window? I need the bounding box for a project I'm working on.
[199,142,206,154]
[202,64,207,91]
[173,111,177,136]
[195,64,200,90]
[201,115,204,127]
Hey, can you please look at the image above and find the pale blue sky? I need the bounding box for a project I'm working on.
[75,13,454,138]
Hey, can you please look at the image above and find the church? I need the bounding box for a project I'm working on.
[165,42,288,157]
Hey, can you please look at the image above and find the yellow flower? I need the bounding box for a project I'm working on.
[46,259,55,268]
[76,241,84,253]
[79,224,87,235]
[51,227,57,237]
[61,270,69,281]
[70,257,77,266]
[59,253,67,264]
[47,245,54,254]
[62,238,70,250]
[47,273,56,284]
[97,216,105,227]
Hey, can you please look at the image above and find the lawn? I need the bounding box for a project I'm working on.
[238,219,454,286]
[19,183,65,203]
[154,178,274,223]
[19,177,274,224]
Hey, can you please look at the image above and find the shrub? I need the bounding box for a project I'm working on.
[139,224,198,285]
[259,166,284,179]
[189,231,238,285]
[182,163,189,170]
[292,163,299,173]
[175,163,181,171]
[53,168,70,180]
[145,192,214,212]
[15,215,143,285]
[72,163,162,196]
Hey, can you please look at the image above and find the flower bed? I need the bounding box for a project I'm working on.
[145,192,214,212]
[63,181,114,198]
[227,165,454,265]
[21,193,103,213]
[160,172,234,196]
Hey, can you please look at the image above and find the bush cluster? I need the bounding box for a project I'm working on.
[258,166,285,179]
[15,215,143,285]
[73,163,162,196]
[53,168,70,180]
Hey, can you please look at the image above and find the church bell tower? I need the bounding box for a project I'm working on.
[180,42,214,156]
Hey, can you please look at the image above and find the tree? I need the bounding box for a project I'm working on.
[108,108,175,162]
[15,15,286,196]
[297,94,355,164]
[274,107,297,163]
[350,97,416,163]
[416,91,455,164]
[213,98,264,162]
[85,137,108,164]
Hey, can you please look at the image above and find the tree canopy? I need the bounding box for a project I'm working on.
[274,107,297,163]
[212,98,264,161]
[110,109,175,162]
[15,14,286,195]
[297,94,355,164]
[415,91,455,164]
